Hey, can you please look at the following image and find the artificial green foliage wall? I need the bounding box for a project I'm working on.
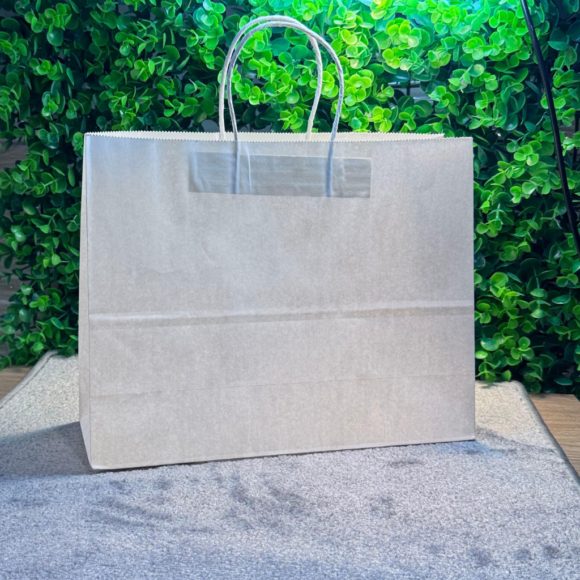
[1,0,580,394]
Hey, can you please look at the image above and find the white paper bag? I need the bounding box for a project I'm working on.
[79,16,474,469]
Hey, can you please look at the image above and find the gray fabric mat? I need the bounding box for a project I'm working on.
[1,354,579,580]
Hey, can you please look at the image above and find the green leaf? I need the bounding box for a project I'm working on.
[548,29,569,52]
[19,308,32,323]
[31,340,45,353]
[201,100,214,115]
[481,338,500,352]
[271,37,290,56]
[490,272,509,287]
[1,18,20,31]
[165,46,180,62]
[553,295,570,305]
[47,29,64,47]
[22,201,37,215]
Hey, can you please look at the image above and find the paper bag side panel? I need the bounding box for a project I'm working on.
[79,137,91,459]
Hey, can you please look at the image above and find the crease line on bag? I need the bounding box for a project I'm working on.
[89,302,474,329]
[88,373,477,399]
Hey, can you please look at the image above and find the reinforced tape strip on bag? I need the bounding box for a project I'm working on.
[189,151,372,198]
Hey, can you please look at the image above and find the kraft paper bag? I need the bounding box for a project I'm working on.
[79,16,475,470]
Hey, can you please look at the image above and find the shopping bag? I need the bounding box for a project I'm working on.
[79,16,474,469]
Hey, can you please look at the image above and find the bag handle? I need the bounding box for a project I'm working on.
[218,16,344,144]
[219,15,324,141]
[219,17,345,197]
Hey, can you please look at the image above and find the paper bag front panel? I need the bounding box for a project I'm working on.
[79,134,474,469]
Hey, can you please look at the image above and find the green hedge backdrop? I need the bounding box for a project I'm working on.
[1,0,580,394]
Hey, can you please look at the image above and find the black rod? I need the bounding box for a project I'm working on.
[574,112,578,167]
[520,0,580,258]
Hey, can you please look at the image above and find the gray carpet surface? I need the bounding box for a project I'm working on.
[1,354,579,580]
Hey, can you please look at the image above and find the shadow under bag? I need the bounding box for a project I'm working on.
[79,15,475,470]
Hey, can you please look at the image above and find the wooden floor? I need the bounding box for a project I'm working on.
[0,366,31,400]
[530,394,580,475]
[0,365,578,476]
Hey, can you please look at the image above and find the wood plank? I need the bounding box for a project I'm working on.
[0,142,28,171]
[530,393,580,476]
[0,366,31,401]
